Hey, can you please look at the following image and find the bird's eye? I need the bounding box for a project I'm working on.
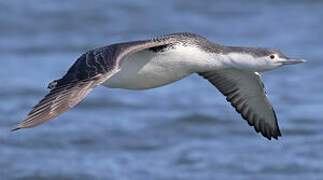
[269,55,275,59]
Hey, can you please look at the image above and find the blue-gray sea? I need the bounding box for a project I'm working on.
[0,0,322,179]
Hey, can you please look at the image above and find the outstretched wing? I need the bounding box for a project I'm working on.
[11,80,99,131]
[12,37,177,131]
[199,69,281,140]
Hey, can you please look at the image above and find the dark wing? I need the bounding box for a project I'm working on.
[198,69,281,140]
[12,37,177,131]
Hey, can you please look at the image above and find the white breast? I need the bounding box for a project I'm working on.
[103,44,222,89]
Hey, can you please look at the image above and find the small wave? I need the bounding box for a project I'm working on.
[121,143,164,152]
[0,89,44,97]
[291,118,322,125]
[259,163,315,174]
[171,114,232,125]
[11,174,95,180]
[69,137,97,146]
[77,99,145,110]
[283,128,318,136]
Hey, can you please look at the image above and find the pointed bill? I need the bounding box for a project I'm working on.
[279,58,306,65]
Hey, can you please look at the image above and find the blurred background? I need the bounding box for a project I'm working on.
[0,0,322,179]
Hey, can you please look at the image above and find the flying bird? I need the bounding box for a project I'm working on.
[12,32,306,140]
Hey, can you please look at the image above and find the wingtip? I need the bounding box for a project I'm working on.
[11,125,23,132]
[268,131,282,140]
[271,128,282,140]
[257,126,282,140]
[277,129,282,137]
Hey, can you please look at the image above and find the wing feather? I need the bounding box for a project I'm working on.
[199,69,281,140]
[12,80,97,131]
[12,36,177,131]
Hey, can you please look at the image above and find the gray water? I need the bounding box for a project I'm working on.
[0,0,322,179]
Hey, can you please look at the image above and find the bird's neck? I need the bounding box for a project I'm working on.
[221,52,258,70]
[164,43,262,72]
[203,44,266,72]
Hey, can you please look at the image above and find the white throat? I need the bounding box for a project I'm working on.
[219,52,275,72]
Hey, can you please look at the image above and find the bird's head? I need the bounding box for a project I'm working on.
[224,47,306,72]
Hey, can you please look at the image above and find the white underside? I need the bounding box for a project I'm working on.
[103,44,225,89]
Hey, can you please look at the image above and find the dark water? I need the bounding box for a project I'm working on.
[1,0,322,179]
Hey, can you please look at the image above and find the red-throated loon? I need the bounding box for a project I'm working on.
[12,32,306,140]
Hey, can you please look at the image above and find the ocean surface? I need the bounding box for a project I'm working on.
[0,0,322,179]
